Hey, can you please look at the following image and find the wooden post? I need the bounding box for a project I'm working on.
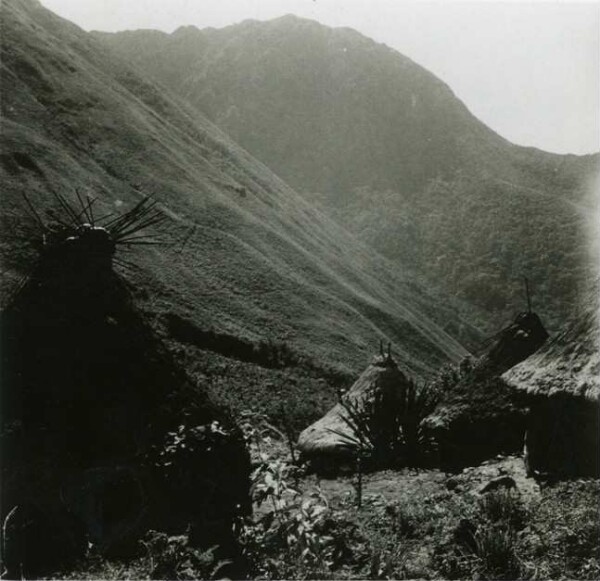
[356,453,363,509]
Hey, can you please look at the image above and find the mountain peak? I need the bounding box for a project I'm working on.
[2,0,474,383]
[270,13,319,25]
[172,24,201,36]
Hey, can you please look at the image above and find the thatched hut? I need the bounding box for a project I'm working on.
[503,305,599,477]
[297,349,409,469]
[422,310,549,470]
[0,199,250,577]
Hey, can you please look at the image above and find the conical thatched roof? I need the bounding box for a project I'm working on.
[477,311,549,375]
[424,310,549,430]
[503,305,600,402]
[297,352,408,459]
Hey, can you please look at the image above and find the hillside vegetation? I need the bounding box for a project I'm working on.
[98,16,599,333]
[0,0,480,419]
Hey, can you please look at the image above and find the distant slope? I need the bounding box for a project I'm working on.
[98,16,599,332]
[0,0,478,395]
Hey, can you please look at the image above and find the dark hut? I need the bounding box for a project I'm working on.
[422,310,549,470]
[503,304,599,477]
[0,198,250,577]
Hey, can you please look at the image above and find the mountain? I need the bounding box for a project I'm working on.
[97,16,599,333]
[0,0,482,430]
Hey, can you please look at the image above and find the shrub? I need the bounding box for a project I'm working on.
[332,379,441,469]
[140,531,230,580]
[236,457,335,579]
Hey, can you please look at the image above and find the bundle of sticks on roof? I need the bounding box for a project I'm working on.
[22,190,167,248]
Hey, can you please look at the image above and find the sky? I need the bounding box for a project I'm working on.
[39,1,600,156]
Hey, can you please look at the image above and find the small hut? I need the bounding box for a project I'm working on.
[297,347,409,468]
[503,305,599,477]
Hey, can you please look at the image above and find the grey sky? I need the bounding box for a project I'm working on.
[40,0,599,155]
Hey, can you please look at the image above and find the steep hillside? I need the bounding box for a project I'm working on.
[0,0,480,428]
[98,16,599,332]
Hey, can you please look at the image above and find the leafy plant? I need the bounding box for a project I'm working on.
[330,378,441,469]
[236,453,335,579]
[140,530,231,580]
[155,420,231,476]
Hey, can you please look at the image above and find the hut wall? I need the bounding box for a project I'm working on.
[525,394,599,477]
[437,411,528,471]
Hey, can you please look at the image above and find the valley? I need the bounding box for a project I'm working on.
[99,16,599,333]
[1,1,598,579]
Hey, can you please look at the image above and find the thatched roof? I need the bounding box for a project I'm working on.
[297,352,408,458]
[424,310,549,431]
[503,305,600,402]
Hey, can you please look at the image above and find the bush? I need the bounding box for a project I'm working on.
[140,531,230,580]
[333,378,441,469]
[56,532,231,580]
[236,457,335,579]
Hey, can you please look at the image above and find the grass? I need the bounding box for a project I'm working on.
[234,428,599,580]
[518,480,600,580]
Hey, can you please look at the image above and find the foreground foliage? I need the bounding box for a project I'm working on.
[45,436,599,581]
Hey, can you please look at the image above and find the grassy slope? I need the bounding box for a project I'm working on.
[98,17,599,333]
[0,0,480,419]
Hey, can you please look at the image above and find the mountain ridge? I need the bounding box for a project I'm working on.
[1,0,477,388]
[97,16,599,333]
